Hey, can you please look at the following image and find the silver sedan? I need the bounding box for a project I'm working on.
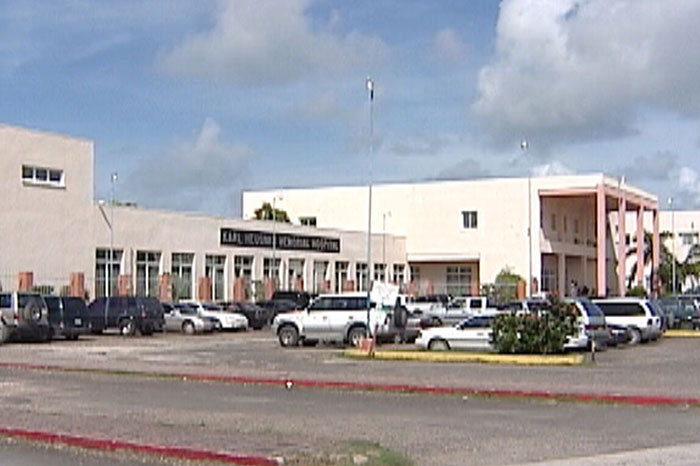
[164,303,216,335]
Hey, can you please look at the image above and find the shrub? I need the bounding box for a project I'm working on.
[626,285,647,297]
[492,299,578,354]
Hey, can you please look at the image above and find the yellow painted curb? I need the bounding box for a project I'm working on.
[665,329,700,338]
[343,349,584,366]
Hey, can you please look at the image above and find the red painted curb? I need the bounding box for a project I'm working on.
[1,361,699,407]
[0,427,279,466]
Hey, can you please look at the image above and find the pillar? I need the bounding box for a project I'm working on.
[233,277,246,301]
[596,184,607,296]
[652,208,660,296]
[18,271,34,292]
[117,274,131,297]
[636,206,644,287]
[264,277,275,300]
[159,273,172,303]
[558,252,566,297]
[198,276,212,301]
[69,272,85,298]
[617,192,626,296]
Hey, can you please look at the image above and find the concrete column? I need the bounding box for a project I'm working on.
[596,184,607,296]
[17,272,33,292]
[617,192,627,296]
[264,277,275,300]
[652,208,660,296]
[233,277,246,301]
[158,273,172,303]
[636,206,645,287]
[558,252,566,297]
[197,276,212,301]
[69,272,85,298]
[117,275,131,297]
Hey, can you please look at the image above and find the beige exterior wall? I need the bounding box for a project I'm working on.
[0,123,406,299]
[244,174,657,296]
[0,124,94,292]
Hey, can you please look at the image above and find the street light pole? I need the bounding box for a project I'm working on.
[109,172,117,298]
[521,139,532,298]
[668,197,676,294]
[382,211,391,282]
[366,76,374,337]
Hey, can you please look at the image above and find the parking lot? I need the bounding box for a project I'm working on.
[2,329,700,400]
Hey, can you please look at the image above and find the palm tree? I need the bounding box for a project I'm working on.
[625,231,678,294]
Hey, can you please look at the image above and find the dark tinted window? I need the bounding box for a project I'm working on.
[0,294,11,308]
[469,299,482,309]
[44,296,61,312]
[63,297,87,312]
[595,301,646,317]
[18,293,42,308]
[579,299,604,317]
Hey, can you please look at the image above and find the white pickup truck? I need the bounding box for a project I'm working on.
[407,296,500,325]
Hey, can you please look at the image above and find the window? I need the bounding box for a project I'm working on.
[374,263,386,282]
[563,216,568,233]
[550,213,557,231]
[335,261,348,292]
[574,218,579,234]
[462,211,477,229]
[234,256,253,282]
[446,266,472,296]
[542,267,557,293]
[263,257,281,283]
[206,255,226,301]
[136,251,161,298]
[393,264,405,285]
[680,232,699,245]
[355,263,368,292]
[171,253,194,300]
[300,216,317,227]
[312,261,328,293]
[21,165,64,187]
[95,248,123,298]
[410,265,421,284]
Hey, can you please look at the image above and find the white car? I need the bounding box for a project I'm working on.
[415,316,494,351]
[184,301,248,331]
[163,303,216,334]
[563,298,609,350]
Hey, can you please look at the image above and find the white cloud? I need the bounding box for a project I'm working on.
[531,161,575,177]
[678,166,700,207]
[125,118,252,215]
[160,0,389,85]
[433,28,468,64]
[473,0,700,146]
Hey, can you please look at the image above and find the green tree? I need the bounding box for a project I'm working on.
[254,202,290,223]
[482,267,523,306]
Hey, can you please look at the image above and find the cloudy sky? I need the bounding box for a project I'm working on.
[2,0,700,215]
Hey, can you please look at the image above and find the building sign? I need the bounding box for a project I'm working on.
[220,228,341,254]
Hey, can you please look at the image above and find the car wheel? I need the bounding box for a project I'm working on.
[22,302,43,322]
[428,338,450,351]
[67,333,79,341]
[278,325,299,347]
[431,317,443,327]
[347,326,367,348]
[119,319,136,336]
[628,328,642,345]
[182,321,196,335]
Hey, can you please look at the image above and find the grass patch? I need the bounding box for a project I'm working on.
[285,440,414,466]
[344,349,584,366]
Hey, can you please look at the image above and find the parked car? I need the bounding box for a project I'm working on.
[271,291,314,310]
[184,301,248,331]
[592,297,662,344]
[607,323,632,346]
[220,301,273,330]
[162,302,216,334]
[44,296,89,340]
[563,298,609,351]
[256,299,300,318]
[0,292,51,343]
[415,316,494,351]
[272,292,393,347]
[88,297,164,336]
[658,296,700,329]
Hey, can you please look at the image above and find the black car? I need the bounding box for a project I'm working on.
[220,301,274,330]
[44,296,89,340]
[88,297,164,336]
[256,299,300,317]
[271,291,313,309]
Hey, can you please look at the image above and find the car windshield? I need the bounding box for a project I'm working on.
[579,299,604,317]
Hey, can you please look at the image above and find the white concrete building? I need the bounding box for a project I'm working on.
[244,176,660,297]
[0,124,406,300]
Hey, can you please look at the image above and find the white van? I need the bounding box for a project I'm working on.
[592,297,661,344]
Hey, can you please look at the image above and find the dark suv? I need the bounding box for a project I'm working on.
[44,296,90,340]
[271,291,313,309]
[88,297,164,336]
